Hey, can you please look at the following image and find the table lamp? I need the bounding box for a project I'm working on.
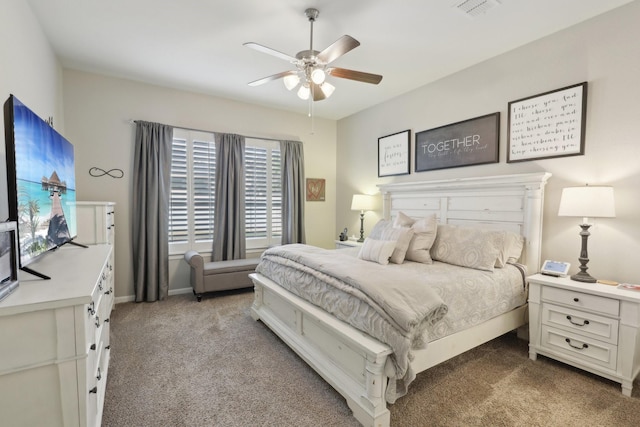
[351,194,377,242]
[558,185,615,283]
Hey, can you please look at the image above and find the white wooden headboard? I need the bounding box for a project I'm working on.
[377,172,552,274]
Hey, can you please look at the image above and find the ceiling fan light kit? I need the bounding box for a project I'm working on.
[244,8,382,105]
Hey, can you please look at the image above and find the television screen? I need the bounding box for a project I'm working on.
[4,95,77,270]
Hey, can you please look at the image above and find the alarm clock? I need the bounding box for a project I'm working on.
[540,260,571,277]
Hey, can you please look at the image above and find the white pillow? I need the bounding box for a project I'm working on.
[357,238,396,265]
[369,219,414,264]
[393,212,437,264]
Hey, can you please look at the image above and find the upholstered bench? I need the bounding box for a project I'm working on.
[184,251,260,301]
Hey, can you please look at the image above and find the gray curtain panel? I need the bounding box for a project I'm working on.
[212,133,246,261]
[280,140,306,244]
[132,121,173,302]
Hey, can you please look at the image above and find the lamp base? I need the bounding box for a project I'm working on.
[570,271,597,283]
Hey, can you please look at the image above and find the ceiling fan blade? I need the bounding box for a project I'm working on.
[248,70,297,87]
[311,83,327,101]
[327,67,383,84]
[243,42,297,63]
[316,35,360,64]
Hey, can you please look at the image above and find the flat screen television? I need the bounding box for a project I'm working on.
[0,221,19,301]
[4,94,79,280]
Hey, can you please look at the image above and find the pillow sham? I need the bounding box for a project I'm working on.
[357,238,396,265]
[495,231,525,267]
[393,212,437,264]
[369,219,414,264]
[430,224,503,272]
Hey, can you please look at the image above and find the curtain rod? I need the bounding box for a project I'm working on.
[127,119,297,143]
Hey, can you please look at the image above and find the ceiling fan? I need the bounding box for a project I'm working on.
[244,8,383,102]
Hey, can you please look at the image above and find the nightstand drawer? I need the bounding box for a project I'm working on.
[542,303,619,345]
[541,325,617,370]
[542,286,619,316]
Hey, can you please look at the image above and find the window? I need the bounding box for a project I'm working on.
[168,129,282,254]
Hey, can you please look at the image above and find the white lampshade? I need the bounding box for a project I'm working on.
[319,81,335,98]
[558,185,615,222]
[297,84,310,100]
[311,68,326,84]
[283,74,300,91]
[351,194,377,212]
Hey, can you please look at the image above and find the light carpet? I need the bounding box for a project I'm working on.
[103,290,640,426]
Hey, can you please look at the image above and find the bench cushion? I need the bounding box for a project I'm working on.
[184,251,260,298]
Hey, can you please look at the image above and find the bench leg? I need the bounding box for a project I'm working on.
[192,289,203,302]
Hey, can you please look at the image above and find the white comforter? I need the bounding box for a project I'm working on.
[256,244,449,402]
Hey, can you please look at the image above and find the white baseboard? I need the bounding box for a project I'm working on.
[114,286,193,305]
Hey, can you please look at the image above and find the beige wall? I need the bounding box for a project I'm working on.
[62,70,337,299]
[0,0,64,221]
[337,2,640,284]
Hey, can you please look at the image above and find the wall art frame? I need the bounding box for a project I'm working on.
[306,178,325,201]
[507,82,587,163]
[378,129,410,177]
[415,112,499,173]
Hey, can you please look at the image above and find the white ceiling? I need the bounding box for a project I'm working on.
[26,0,633,120]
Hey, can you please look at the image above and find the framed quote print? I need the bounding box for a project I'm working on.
[378,130,410,177]
[507,82,587,162]
[415,113,499,172]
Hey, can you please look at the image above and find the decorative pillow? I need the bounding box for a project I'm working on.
[369,219,414,264]
[393,212,437,264]
[430,224,504,271]
[357,238,396,265]
[495,231,525,267]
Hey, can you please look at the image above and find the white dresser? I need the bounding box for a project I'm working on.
[76,201,115,245]
[0,244,114,427]
[528,273,640,396]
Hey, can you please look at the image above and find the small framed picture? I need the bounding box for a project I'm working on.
[378,130,410,177]
[306,178,325,201]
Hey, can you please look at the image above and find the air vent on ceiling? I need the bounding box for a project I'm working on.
[454,0,501,18]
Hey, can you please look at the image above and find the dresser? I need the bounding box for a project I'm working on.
[76,201,115,245]
[0,244,114,427]
[528,273,640,396]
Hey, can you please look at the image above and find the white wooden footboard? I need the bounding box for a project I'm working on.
[250,273,393,427]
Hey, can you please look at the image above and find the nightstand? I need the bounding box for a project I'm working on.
[335,240,363,249]
[528,273,640,396]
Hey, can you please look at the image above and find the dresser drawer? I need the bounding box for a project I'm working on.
[541,325,617,370]
[542,286,619,316]
[542,303,619,345]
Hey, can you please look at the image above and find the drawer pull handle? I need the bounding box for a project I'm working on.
[97,367,102,381]
[566,315,589,327]
[565,338,588,350]
[88,302,95,316]
[90,343,96,351]
[573,297,580,302]
[89,387,97,394]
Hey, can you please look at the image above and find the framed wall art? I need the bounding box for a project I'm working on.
[507,82,587,162]
[378,129,410,177]
[415,113,499,173]
[306,178,325,201]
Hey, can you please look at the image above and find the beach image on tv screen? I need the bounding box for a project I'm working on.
[12,97,77,266]
[0,231,12,283]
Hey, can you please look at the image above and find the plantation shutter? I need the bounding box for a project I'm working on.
[192,139,216,241]
[168,137,188,243]
[245,145,268,238]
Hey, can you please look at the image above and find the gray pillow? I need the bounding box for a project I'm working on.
[393,212,437,264]
[430,224,503,271]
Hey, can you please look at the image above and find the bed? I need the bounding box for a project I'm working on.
[249,172,551,427]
